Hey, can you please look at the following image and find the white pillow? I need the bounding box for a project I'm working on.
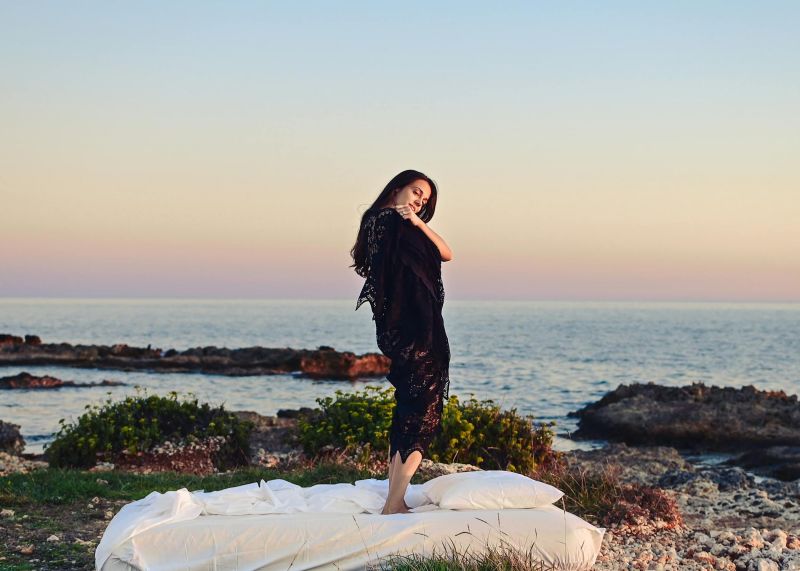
[421,470,564,510]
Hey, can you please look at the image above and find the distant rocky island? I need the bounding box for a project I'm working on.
[0,333,388,379]
[0,372,125,390]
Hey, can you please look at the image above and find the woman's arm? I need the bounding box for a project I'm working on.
[414,220,453,262]
[392,205,454,262]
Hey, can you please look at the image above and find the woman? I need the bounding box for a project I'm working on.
[351,169,453,515]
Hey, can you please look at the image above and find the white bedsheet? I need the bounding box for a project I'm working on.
[96,477,606,571]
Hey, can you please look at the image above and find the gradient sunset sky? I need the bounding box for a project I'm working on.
[1,2,798,301]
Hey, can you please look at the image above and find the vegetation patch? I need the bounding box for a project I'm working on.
[297,385,560,473]
[44,389,254,472]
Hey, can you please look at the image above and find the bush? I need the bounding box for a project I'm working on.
[297,385,558,473]
[44,388,254,470]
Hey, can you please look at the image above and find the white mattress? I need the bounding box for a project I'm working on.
[96,478,605,571]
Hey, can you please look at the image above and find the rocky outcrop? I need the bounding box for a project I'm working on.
[0,372,126,390]
[300,347,389,380]
[729,446,800,482]
[0,420,25,454]
[562,442,695,487]
[569,381,800,449]
[569,381,800,482]
[0,333,389,380]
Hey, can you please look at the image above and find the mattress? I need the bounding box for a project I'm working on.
[96,478,606,571]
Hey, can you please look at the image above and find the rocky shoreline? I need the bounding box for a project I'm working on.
[570,441,800,570]
[0,333,388,379]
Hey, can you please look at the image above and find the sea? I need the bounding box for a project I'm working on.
[1,298,798,461]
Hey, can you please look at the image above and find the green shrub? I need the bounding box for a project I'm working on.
[297,385,557,473]
[297,385,395,454]
[44,388,254,470]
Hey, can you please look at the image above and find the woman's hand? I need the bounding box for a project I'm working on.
[393,204,423,227]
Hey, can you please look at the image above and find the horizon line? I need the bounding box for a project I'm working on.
[0,296,798,306]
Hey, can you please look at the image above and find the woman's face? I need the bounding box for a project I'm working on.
[391,179,432,214]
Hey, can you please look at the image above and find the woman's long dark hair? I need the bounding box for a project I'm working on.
[350,169,439,278]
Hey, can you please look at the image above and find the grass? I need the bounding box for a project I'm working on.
[0,463,373,506]
[370,544,563,571]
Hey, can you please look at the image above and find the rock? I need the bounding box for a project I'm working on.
[0,420,25,453]
[728,446,800,481]
[658,466,755,493]
[562,442,694,487]
[46,535,59,542]
[742,527,765,549]
[570,382,800,450]
[768,529,788,550]
[416,459,481,479]
[88,462,115,473]
[299,349,389,380]
[276,407,319,420]
[0,333,389,380]
[0,372,125,389]
[253,448,305,469]
[0,508,14,518]
[569,381,800,481]
[753,559,779,571]
[0,334,24,346]
[0,451,51,475]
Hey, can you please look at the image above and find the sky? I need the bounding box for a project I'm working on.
[1,1,798,302]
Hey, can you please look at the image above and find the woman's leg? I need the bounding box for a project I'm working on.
[381,449,422,514]
[380,363,443,514]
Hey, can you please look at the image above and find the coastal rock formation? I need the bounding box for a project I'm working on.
[570,381,800,446]
[0,333,389,380]
[0,334,41,346]
[732,446,800,482]
[569,381,800,482]
[562,442,695,487]
[0,419,25,454]
[0,372,126,390]
[299,347,389,380]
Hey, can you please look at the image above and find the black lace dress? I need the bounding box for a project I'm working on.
[355,207,451,463]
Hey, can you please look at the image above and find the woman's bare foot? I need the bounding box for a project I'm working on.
[380,500,411,515]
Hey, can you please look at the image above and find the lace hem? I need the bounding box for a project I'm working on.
[389,444,426,464]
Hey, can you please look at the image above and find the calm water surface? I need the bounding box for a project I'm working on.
[1,298,798,455]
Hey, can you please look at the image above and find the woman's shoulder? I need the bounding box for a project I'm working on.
[375,206,399,216]
[368,206,401,225]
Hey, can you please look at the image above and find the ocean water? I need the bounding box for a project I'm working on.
[1,298,798,455]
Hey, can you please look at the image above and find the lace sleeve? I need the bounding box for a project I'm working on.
[355,208,399,321]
